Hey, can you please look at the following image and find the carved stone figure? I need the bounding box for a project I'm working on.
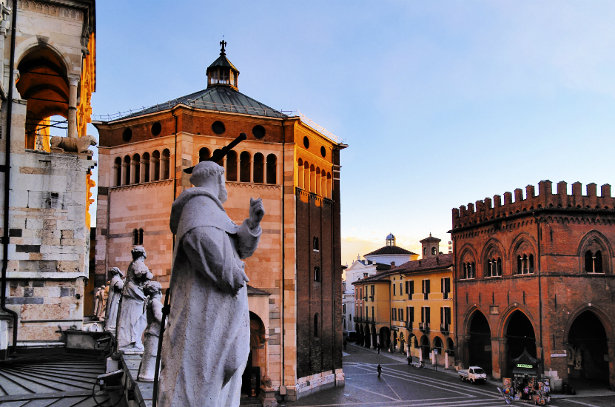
[95,285,106,320]
[93,286,102,318]
[105,267,125,332]
[574,347,583,370]
[138,281,163,382]
[159,161,264,407]
[50,134,97,154]
[117,246,153,353]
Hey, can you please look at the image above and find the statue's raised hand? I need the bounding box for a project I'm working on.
[248,197,265,229]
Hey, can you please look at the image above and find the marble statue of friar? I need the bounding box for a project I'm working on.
[105,267,125,332]
[159,160,264,407]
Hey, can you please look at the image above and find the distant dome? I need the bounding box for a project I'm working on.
[386,233,395,240]
[386,233,396,247]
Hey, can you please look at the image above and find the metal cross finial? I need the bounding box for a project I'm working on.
[220,39,227,54]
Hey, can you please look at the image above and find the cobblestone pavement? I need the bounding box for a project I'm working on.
[280,343,615,407]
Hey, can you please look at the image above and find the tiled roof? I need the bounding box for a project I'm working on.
[114,86,287,121]
[353,254,453,284]
[365,245,416,256]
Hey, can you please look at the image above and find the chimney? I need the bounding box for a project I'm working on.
[391,262,395,267]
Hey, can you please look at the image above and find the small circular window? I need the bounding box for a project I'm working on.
[122,128,132,142]
[320,146,326,158]
[303,136,310,149]
[151,122,161,136]
[252,125,266,139]
[212,121,225,135]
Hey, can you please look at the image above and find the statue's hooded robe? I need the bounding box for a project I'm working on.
[159,188,260,407]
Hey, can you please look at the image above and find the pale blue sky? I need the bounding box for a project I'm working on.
[89,1,615,265]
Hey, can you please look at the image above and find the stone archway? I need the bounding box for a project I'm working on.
[567,310,609,385]
[469,310,492,373]
[379,327,390,350]
[242,312,266,397]
[504,310,536,378]
[364,324,371,348]
[420,335,430,360]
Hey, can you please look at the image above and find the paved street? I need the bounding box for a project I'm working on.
[281,343,615,407]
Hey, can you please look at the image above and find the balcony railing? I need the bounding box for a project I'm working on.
[440,323,449,334]
[419,322,430,332]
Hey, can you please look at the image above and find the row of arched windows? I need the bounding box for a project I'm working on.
[459,233,612,279]
[297,158,332,199]
[199,147,277,184]
[113,149,171,187]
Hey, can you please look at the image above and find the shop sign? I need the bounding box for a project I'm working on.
[516,363,533,369]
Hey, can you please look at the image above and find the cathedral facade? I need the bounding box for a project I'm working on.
[94,44,346,400]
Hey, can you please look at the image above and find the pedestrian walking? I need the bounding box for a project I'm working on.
[377,364,382,378]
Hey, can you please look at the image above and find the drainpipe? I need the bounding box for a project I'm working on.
[280,119,285,394]
[1,0,19,355]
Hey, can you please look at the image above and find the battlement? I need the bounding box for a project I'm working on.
[452,180,614,229]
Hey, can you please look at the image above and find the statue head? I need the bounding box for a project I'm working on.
[109,266,124,277]
[131,246,147,260]
[189,161,227,203]
[143,280,162,297]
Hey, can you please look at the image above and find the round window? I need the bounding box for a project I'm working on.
[320,146,326,158]
[252,125,266,139]
[122,128,132,142]
[303,136,309,149]
[212,121,225,135]
[151,122,161,136]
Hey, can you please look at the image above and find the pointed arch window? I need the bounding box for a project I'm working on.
[585,250,604,273]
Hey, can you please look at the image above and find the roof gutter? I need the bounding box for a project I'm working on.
[1,0,19,356]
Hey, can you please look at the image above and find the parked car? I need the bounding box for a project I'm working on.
[458,366,487,384]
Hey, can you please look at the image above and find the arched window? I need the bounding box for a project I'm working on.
[161,149,170,180]
[586,250,604,273]
[212,149,223,166]
[253,153,264,183]
[320,171,326,197]
[142,152,150,183]
[132,229,139,245]
[513,240,536,275]
[132,154,140,184]
[240,151,251,182]
[315,167,321,195]
[152,150,160,181]
[326,172,332,198]
[432,247,437,255]
[297,158,304,189]
[114,157,122,187]
[310,164,316,192]
[314,266,320,282]
[199,147,211,162]
[266,154,277,184]
[313,237,319,251]
[314,313,319,338]
[123,155,131,185]
[226,150,238,181]
[303,161,309,191]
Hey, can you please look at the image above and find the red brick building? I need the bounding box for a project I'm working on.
[452,180,615,390]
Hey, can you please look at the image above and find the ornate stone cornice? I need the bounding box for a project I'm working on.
[226,182,280,190]
[18,0,84,20]
[109,179,173,192]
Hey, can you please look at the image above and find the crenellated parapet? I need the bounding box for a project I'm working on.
[452,180,615,229]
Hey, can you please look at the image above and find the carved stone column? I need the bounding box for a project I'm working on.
[67,75,79,138]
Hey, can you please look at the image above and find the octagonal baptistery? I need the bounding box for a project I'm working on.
[93,43,347,401]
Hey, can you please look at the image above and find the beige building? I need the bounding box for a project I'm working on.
[0,0,97,353]
[94,44,346,400]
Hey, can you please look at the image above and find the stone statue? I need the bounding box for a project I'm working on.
[159,161,264,407]
[105,267,125,332]
[574,347,583,370]
[93,286,102,318]
[95,285,106,320]
[138,280,163,382]
[117,246,153,353]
